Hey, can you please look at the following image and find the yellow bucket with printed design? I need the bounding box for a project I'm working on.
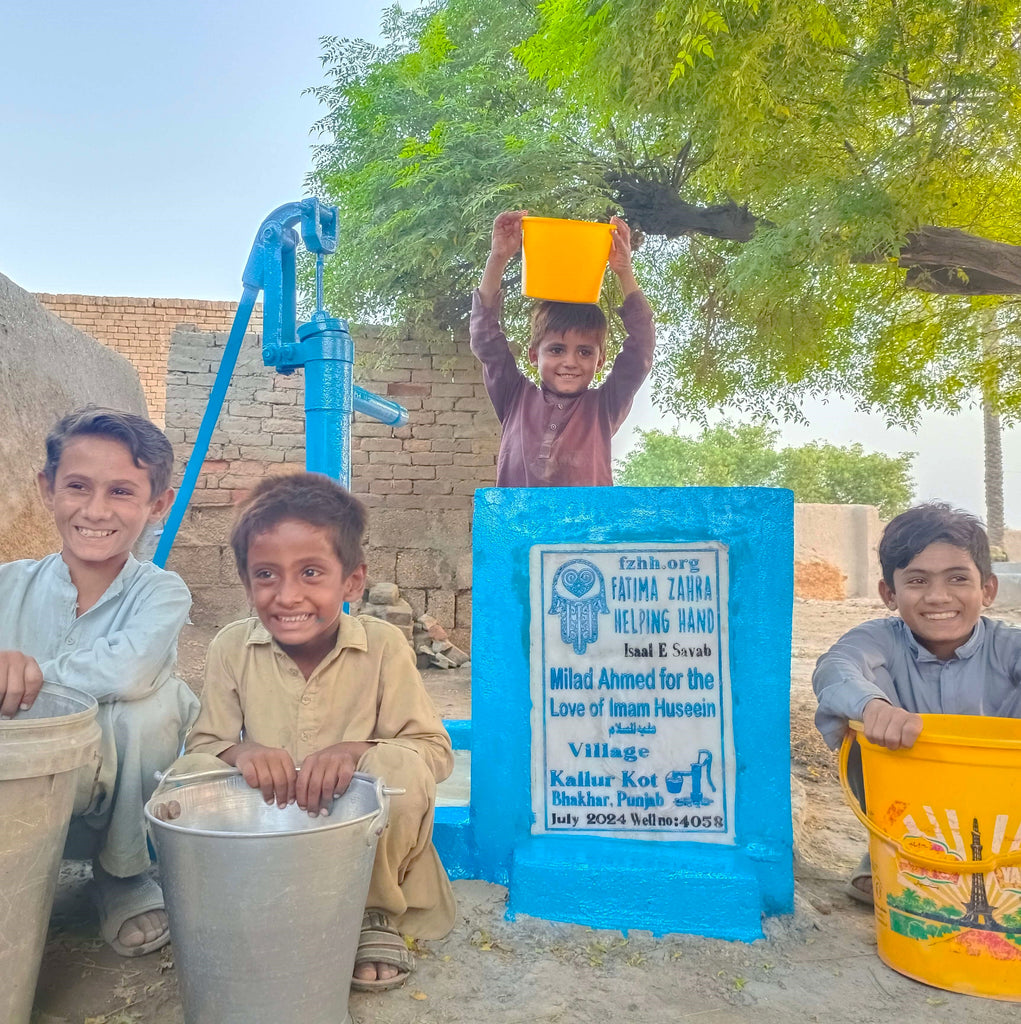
[840,715,1021,1000]
[521,216,614,303]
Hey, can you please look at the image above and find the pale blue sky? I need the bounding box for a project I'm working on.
[1,1,1017,525]
[0,1,397,298]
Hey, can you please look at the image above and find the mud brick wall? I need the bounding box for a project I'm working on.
[33,294,263,425]
[162,322,500,648]
[794,503,882,600]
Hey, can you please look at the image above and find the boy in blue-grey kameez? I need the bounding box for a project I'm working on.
[813,502,1021,901]
[0,408,198,955]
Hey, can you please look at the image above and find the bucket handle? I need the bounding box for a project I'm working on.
[838,727,1021,874]
[154,765,242,789]
[155,767,405,838]
[366,781,406,845]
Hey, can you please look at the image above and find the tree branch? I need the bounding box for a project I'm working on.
[606,172,758,241]
[857,227,1021,295]
[608,172,1021,295]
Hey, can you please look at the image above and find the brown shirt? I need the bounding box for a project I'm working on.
[470,289,655,486]
[186,614,452,783]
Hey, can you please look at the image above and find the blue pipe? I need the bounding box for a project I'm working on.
[353,386,409,427]
[302,315,355,486]
[298,315,409,487]
[153,284,259,567]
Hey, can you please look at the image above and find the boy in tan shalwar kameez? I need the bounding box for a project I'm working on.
[178,473,455,991]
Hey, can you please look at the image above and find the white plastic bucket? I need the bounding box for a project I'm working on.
[0,683,101,1024]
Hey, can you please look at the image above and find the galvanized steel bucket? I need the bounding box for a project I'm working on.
[145,768,392,1024]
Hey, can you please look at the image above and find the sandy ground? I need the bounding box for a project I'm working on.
[30,599,1021,1024]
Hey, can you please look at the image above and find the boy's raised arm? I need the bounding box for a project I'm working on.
[479,210,527,308]
[472,210,531,423]
[608,216,639,298]
[598,219,655,424]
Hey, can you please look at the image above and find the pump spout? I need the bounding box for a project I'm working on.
[353,386,408,428]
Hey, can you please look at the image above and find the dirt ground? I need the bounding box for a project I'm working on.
[30,599,1021,1024]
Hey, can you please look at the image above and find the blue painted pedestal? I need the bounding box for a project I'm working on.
[437,486,793,940]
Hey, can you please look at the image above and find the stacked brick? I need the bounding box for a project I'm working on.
[357,582,415,639]
[160,320,501,650]
[412,613,470,669]
[353,582,469,668]
[33,294,263,425]
[163,325,308,504]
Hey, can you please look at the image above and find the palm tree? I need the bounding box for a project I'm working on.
[982,310,1004,550]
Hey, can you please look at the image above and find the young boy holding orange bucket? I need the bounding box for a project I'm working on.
[471,209,654,486]
[812,502,1021,902]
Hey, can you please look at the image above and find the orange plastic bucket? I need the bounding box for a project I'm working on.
[840,715,1021,1000]
[521,217,614,303]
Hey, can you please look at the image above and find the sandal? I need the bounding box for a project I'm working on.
[846,850,874,905]
[351,909,415,993]
[90,869,170,957]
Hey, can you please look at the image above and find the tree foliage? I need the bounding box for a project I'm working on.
[307,1,1021,424]
[306,1,594,332]
[519,0,1021,423]
[616,422,915,519]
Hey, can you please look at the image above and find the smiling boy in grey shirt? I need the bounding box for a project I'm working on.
[813,502,1021,901]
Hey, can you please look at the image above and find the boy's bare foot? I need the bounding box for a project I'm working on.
[118,908,170,949]
[353,960,400,984]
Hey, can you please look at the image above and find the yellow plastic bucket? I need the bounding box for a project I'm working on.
[840,715,1021,1000]
[521,216,614,303]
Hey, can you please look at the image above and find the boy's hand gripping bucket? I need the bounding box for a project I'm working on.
[521,216,614,303]
[840,715,1021,1001]
[146,767,399,1024]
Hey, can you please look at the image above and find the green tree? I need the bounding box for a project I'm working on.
[306,1,596,333]
[307,1,1021,425]
[616,422,914,518]
[613,422,781,487]
[775,442,915,518]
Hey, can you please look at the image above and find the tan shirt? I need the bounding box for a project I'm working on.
[186,614,453,783]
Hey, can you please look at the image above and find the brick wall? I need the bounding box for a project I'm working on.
[33,294,263,425]
[163,322,499,649]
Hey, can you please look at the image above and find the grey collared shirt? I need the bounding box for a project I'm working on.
[813,615,1021,748]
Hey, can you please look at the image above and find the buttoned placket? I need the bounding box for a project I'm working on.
[287,644,348,760]
[271,651,313,758]
[538,397,572,461]
[296,690,317,755]
[63,592,79,645]
[916,644,972,715]
[938,657,964,712]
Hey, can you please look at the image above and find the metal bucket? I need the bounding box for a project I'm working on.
[145,769,391,1024]
[0,683,102,1024]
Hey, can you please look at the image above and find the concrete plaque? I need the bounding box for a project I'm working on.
[530,542,735,842]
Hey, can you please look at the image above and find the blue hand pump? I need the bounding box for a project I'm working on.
[153,199,407,567]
